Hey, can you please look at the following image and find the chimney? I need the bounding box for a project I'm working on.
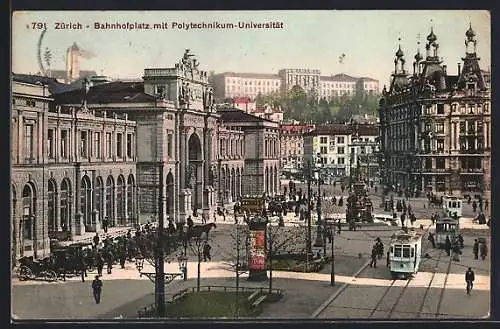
[458,63,461,75]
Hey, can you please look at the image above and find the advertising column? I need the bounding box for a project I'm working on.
[247,216,268,281]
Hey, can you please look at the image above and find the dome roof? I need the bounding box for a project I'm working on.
[427,28,437,43]
[466,24,476,39]
[396,45,404,58]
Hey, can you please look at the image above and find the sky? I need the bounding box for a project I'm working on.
[11,10,490,87]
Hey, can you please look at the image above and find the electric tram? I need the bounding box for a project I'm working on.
[388,229,422,279]
[435,217,460,248]
[442,195,463,218]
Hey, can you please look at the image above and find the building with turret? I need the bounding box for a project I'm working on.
[379,25,491,197]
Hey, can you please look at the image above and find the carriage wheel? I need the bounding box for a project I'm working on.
[42,270,57,282]
[18,266,33,281]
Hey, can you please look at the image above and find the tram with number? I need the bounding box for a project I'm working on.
[388,229,422,279]
[442,195,463,218]
[435,217,460,247]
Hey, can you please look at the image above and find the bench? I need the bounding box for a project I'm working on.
[170,289,189,303]
[248,290,260,302]
[251,295,267,308]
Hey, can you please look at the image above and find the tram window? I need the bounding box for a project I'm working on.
[394,245,402,257]
[403,246,411,258]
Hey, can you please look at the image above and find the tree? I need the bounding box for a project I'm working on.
[266,224,308,294]
[188,232,211,292]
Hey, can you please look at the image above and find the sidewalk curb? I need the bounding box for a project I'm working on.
[310,259,371,318]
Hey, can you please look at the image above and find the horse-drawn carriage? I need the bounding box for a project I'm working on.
[17,256,57,282]
[51,242,95,280]
[268,195,286,216]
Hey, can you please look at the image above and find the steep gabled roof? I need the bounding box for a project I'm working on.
[217,108,277,123]
[12,73,79,94]
[52,81,156,104]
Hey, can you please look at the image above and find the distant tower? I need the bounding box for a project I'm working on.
[66,42,80,83]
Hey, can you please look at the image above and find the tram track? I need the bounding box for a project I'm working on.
[416,249,444,318]
[313,223,435,318]
[434,252,453,318]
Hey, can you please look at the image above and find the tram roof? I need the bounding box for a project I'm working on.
[436,217,459,223]
[390,230,422,243]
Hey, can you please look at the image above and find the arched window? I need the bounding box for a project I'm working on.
[117,175,125,225]
[106,176,115,226]
[22,184,36,240]
[60,179,71,232]
[95,177,103,224]
[81,176,92,229]
[48,180,57,231]
[127,175,135,223]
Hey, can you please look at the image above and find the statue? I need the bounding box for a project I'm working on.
[81,77,91,107]
[182,49,195,70]
[187,163,197,189]
[193,58,200,71]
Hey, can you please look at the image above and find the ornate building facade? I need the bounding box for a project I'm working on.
[379,26,491,196]
[11,50,282,260]
[280,124,315,172]
[12,77,137,260]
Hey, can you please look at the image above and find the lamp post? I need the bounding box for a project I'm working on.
[314,154,324,248]
[306,161,312,255]
[329,222,335,286]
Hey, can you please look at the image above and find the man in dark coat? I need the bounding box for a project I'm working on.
[428,233,436,248]
[473,239,479,259]
[93,233,100,249]
[96,252,104,276]
[203,243,212,262]
[119,246,126,269]
[102,217,109,233]
[445,236,452,256]
[370,246,377,268]
[106,250,114,274]
[92,275,103,304]
[465,267,475,295]
[78,252,87,282]
[480,242,488,260]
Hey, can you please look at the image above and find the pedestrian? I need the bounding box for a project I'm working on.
[445,236,452,256]
[338,197,343,207]
[370,246,378,268]
[337,220,342,235]
[428,233,436,248]
[479,242,487,260]
[376,240,384,260]
[106,250,114,274]
[472,200,477,213]
[203,243,212,262]
[79,252,87,282]
[102,216,109,233]
[92,275,103,304]
[485,199,489,211]
[93,233,100,249]
[119,246,126,269]
[386,250,390,268]
[465,267,475,295]
[457,234,464,249]
[400,213,406,227]
[473,239,479,259]
[96,252,104,276]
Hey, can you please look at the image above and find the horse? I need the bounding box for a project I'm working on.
[188,223,217,241]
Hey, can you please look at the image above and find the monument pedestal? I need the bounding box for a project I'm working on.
[178,189,193,224]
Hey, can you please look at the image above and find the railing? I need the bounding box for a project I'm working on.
[137,285,284,317]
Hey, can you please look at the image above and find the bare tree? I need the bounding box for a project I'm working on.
[188,232,210,292]
[266,224,308,294]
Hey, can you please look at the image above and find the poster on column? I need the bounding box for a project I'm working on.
[249,229,266,270]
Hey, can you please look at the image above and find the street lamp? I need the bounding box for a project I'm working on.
[314,154,324,248]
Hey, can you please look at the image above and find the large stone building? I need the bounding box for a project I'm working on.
[280,124,315,173]
[212,70,379,101]
[348,124,380,180]
[379,26,491,196]
[11,50,282,261]
[12,76,137,260]
[303,124,354,178]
